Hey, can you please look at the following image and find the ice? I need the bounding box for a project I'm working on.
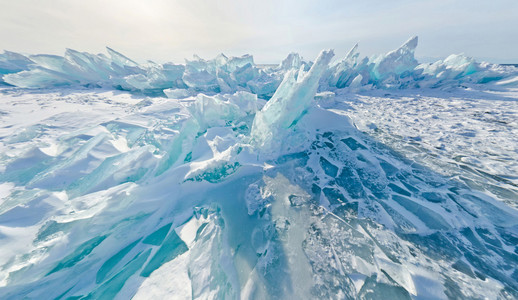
[182,69,219,92]
[326,43,362,88]
[47,235,108,275]
[3,38,517,95]
[105,47,140,70]
[277,52,305,71]
[324,36,420,90]
[371,36,419,82]
[140,229,188,277]
[123,63,185,91]
[96,238,142,283]
[182,53,264,95]
[3,49,144,89]
[4,66,74,88]
[0,51,33,85]
[325,36,518,90]
[1,40,518,299]
[415,53,517,88]
[163,88,191,99]
[251,49,334,156]
[188,94,244,129]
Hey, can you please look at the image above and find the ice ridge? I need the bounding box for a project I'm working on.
[2,36,518,93]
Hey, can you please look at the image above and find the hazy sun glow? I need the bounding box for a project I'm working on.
[1,0,517,63]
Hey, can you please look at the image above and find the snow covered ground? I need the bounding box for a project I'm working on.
[0,38,518,299]
[341,88,518,208]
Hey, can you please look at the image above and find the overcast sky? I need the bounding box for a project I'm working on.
[1,0,517,64]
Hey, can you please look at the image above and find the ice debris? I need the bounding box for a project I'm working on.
[2,36,518,94]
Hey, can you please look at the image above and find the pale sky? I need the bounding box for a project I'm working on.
[1,0,517,64]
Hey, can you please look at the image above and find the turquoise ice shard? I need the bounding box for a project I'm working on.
[2,47,144,88]
[326,43,363,88]
[0,51,34,85]
[123,62,185,91]
[187,92,260,132]
[370,36,419,84]
[251,49,334,156]
[187,94,245,131]
[105,46,140,69]
[414,53,509,87]
[277,52,304,71]
[325,36,419,90]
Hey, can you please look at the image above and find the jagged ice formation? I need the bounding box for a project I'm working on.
[0,37,518,299]
[2,36,518,94]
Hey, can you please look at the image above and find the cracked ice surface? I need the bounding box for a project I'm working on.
[0,41,518,299]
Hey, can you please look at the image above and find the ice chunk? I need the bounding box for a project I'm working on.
[245,182,271,215]
[187,213,237,299]
[181,53,263,94]
[182,69,219,92]
[96,238,141,283]
[3,48,145,88]
[371,36,419,82]
[185,91,261,133]
[277,52,304,71]
[325,37,420,89]
[251,50,334,156]
[247,71,281,99]
[323,35,518,90]
[188,94,245,130]
[326,43,363,88]
[62,48,113,82]
[3,66,75,88]
[225,91,264,115]
[415,53,513,87]
[0,51,33,84]
[231,63,259,86]
[164,88,192,99]
[106,46,140,69]
[47,235,108,275]
[226,54,254,72]
[140,230,188,277]
[87,249,152,299]
[124,63,185,91]
[185,53,227,74]
[349,74,363,89]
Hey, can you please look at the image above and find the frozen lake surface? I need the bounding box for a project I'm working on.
[1,38,518,299]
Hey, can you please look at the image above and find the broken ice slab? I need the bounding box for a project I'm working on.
[0,51,34,84]
[164,88,191,99]
[326,43,361,88]
[251,49,334,156]
[140,230,188,277]
[188,94,246,130]
[371,36,419,83]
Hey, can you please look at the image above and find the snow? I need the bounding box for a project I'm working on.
[1,39,518,299]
